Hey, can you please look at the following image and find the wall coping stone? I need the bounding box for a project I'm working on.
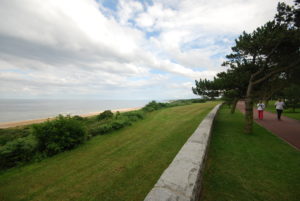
[144,104,221,201]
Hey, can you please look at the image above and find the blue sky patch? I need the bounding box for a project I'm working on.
[146,31,160,39]
[98,0,118,11]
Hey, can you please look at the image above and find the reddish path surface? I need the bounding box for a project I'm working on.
[236,101,300,150]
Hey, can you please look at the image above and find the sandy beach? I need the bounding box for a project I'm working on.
[0,107,142,129]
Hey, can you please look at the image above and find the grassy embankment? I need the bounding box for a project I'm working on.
[0,101,219,201]
[201,106,300,201]
[264,100,300,120]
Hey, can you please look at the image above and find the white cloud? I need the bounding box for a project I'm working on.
[135,2,176,30]
[0,0,294,99]
[117,0,144,25]
[132,0,294,72]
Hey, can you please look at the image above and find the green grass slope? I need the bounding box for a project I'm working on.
[201,106,300,201]
[0,102,218,201]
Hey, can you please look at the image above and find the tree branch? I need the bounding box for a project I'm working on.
[251,39,283,80]
[252,58,300,86]
[265,40,281,60]
[251,67,265,80]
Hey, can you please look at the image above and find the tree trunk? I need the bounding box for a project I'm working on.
[244,98,253,134]
[244,81,254,134]
[230,98,239,114]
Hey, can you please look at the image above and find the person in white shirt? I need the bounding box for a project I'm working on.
[257,101,265,120]
[275,99,285,120]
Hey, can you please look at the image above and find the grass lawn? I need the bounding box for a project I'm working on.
[264,100,300,121]
[0,102,219,201]
[201,106,300,201]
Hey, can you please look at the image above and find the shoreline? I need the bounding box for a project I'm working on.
[0,107,142,129]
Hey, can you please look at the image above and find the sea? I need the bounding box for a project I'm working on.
[0,99,150,123]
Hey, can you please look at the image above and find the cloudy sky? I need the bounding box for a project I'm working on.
[0,0,293,100]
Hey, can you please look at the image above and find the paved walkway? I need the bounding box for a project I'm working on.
[236,101,300,150]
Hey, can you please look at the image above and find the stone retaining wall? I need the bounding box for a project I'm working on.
[144,104,221,201]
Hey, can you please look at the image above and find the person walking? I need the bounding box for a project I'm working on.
[275,99,285,120]
[257,101,265,120]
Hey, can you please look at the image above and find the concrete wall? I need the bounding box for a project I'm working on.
[144,104,221,201]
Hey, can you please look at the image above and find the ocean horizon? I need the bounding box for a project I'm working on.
[0,99,151,123]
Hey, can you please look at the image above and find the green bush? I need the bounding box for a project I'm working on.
[90,124,113,136]
[115,111,121,119]
[89,112,140,136]
[73,115,85,121]
[143,101,168,112]
[31,115,87,156]
[97,110,114,121]
[192,99,206,103]
[0,135,37,169]
[122,111,144,121]
[0,127,31,146]
[111,119,132,130]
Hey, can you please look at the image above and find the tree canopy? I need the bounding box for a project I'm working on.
[192,79,219,100]
[192,1,300,133]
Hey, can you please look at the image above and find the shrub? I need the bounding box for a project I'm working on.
[89,114,134,136]
[73,115,85,121]
[122,111,144,121]
[192,99,206,103]
[0,135,38,169]
[0,127,31,146]
[89,111,143,136]
[97,110,114,121]
[90,123,113,136]
[111,119,132,129]
[31,115,87,156]
[115,111,121,119]
[143,101,168,112]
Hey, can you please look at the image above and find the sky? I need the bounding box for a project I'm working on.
[0,0,294,100]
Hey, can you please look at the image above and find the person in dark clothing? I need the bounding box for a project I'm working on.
[274,99,285,120]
